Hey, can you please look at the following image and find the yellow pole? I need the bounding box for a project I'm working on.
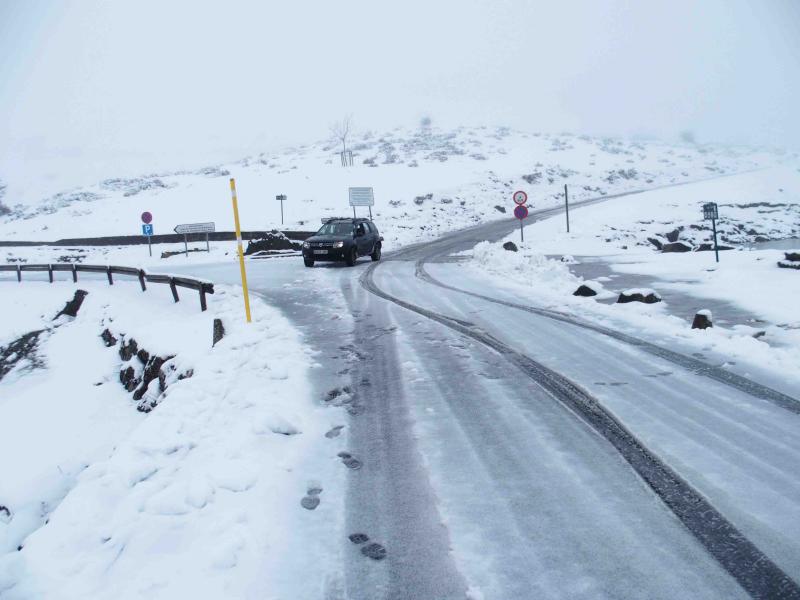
[229,178,252,323]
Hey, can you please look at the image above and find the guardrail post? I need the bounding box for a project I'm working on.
[169,278,179,302]
[71,264,77,283]
[16,265,21,282]
[107,266,113,285]
[199,287,207,311]
[138,269,146,291]
[48,264,53,283]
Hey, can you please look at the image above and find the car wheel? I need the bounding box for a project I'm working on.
[371,243,382,261]
[304,258,314,267]
[346,247,357,267]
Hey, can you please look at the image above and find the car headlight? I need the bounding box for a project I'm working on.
[333,241,344,248]
[302,242,310,249]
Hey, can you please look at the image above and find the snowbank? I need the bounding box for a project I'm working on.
[463,166,800,385]
[0,281,344,599]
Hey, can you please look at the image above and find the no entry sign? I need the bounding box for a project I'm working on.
[513,190,528,205]
[141,211,153,224]
[514,205,528,220]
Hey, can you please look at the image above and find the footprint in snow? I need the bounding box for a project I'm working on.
[348,533,369,544]
[325,425,345,439]
[337,452,362,470]
[301,485,323,510]
[361,542,387,561]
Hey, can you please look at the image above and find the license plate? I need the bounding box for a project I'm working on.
[313,249,328,255]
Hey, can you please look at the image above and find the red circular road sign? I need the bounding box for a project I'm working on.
[141,211,153,224]
[514,205,528,220]
[513,190,528,205]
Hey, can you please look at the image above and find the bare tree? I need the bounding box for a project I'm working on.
[330,115,353,154]
[0,181,9,217]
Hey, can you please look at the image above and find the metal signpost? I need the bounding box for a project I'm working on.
[141,212,153,256]
[564,184,570,233]
[174,222,215,257]
[276,194,287,225]
[702,202,720,263]
[349,187,375,219]
[512,190,529,242]
[514,204,529,242]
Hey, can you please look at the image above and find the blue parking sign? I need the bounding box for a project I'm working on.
[142,224,153,236]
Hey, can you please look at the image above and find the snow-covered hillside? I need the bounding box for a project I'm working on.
[0,127,789,249]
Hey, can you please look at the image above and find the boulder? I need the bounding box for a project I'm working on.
[100,329,117,347]
[244,230,300,255]
[617,289,662,304]
[502,241,518,252]
[119,338,138,361]
[647,237,663,250]
[494,205,506,213]
[785,251,800,262]
[778,260,800,270]
[573,284,598,297]
[119,366,139,392]
[691,310,713,329]
[662,241,693,253]
[694,243,734,252]
[665,228,682,243]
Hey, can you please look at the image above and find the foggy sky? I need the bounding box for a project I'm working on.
[1,0,798,189]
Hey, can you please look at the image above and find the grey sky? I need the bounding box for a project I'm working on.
[1,0,798,188]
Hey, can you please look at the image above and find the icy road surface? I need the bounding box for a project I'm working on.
[182,209,800,599]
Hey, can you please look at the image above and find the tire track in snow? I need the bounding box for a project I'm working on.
[360,261,800,599]
[414,260,800,415]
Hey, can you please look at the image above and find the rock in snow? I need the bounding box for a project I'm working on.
[617,288,662,304]
[573,284,598,297]
[661,241,693,253]
[778,251,800,269]
[692,310,713,329]
[502,241,518,252]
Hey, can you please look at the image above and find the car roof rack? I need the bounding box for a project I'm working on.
[321,217,363,224]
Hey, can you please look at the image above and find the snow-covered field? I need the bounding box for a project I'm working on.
[461,167,800,385]
[0,281,346,599]
[0,126,790,253]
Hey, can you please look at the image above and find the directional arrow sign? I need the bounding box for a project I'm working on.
[174,222,215,234]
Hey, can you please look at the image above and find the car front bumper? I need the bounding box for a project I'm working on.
[303,248,347,261]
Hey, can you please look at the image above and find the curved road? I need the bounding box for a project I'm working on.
[191,198,800,599]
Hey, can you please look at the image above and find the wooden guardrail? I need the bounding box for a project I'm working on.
[0,263,214,311]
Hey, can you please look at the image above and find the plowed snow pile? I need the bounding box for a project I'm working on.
[0,281,343,599]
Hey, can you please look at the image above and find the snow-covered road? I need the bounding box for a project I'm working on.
[184,195,800,599]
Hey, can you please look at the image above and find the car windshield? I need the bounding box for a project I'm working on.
[316,222,354,236]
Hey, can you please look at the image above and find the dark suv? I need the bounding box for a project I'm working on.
[302,218,383,267]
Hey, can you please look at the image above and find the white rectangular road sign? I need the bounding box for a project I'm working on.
[348,187,374,207]
[174,222,216,234]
